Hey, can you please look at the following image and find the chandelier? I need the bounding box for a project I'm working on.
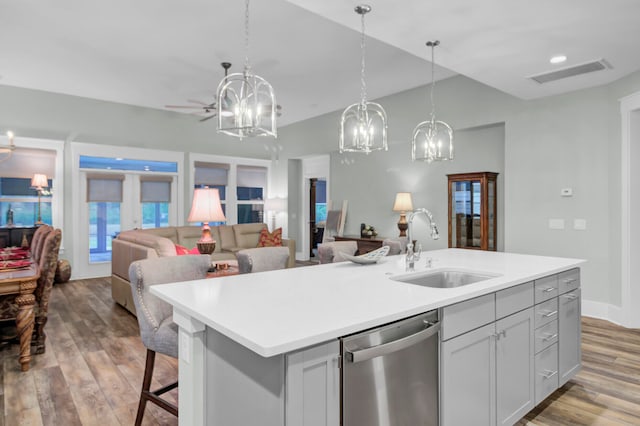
[339,4,388,154]
[0,131,15,163]
[216,0,277,139]
[411,40,454,162]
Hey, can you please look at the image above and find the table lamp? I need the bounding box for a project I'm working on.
[264,197,287,231]
[392,192,413,237]
[31,173,49,225]
[187,188,226,254]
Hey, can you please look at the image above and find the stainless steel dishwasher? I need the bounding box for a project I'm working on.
[341,310,439,426]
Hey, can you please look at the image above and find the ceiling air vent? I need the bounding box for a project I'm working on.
[530,59,611,84]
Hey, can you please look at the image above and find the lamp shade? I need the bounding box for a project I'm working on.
[393,192,414,212]
[31,174,49,189]
[188,188,226,223]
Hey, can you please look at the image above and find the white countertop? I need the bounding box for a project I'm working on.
[151,249,584,358]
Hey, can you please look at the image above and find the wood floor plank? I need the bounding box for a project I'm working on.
[3,359,42,426]
[32,366,82,426]
[57,352,120,426]
[84,350,139,425]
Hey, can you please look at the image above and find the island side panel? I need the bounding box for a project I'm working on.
[205,326,286,425]
[173,308,206,426]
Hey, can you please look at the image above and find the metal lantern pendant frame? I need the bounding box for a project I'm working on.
[217,0,277,139]
[339,4,388,154]
[412,40,454,162]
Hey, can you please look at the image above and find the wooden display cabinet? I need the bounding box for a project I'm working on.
[447,172,498,251]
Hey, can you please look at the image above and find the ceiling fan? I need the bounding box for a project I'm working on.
[165,62,282,122]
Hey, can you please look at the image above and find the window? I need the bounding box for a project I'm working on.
[140,176,172,228]
[237,165,266,224]
[193,162,228,225]
[190,155,270,226]
[86,173,124,262]
[0,177,52,226]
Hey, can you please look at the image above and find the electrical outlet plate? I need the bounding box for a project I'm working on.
[549,218,565,230]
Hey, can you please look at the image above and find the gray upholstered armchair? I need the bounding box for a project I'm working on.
[236,246,290,273]
[317,241,358,264]
[128,254,211,425]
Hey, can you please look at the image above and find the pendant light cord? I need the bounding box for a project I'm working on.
[428,40,440,121]
[244,0,251,72]
[360,11,367,106]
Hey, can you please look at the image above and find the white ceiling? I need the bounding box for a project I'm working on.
[1,0,639,127]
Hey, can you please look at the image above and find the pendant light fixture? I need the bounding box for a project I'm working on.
[217,0,277,139]
[411,40,453,162]
[339,4,388,154]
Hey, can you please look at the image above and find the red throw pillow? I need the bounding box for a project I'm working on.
[258,227,283,247]
[188,246,201,254]
[175,244,189,255]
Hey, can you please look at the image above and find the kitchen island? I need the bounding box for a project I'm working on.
[151,248,584,426]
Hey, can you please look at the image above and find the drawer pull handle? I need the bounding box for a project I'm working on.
[542,310,558,318]
[542,287,556,293]
[542,333,558,341]
[564,294,578,300]
[540,370,558,380]
[562,278,577,284]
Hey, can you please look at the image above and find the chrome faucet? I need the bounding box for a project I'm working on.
[405,208,439,271]
[407,208,440,244]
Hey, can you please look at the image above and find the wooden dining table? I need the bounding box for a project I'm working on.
[0,262,39,371]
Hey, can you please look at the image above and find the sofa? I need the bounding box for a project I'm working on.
[111,223,295,315]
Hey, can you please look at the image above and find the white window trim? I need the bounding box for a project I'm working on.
[6,137,64,247]
[71,142,184,278]
[188,153,270,225]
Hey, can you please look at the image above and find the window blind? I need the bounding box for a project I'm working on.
[194,162,229,186]
[86,173,124,202]
[140,175,172,203]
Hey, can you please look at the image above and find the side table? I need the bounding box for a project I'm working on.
[334,235,385,255]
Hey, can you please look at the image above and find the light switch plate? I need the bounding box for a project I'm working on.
[574,219,587,230]
[549,218,565,230]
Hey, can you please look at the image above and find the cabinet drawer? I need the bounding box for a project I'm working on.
[441,293,495,341]
[558,269,580,294]
[535,343,559,405]
[534,275,558,304]
[535,298,559,328]
[496,281,534,319]
[534,320,558,354]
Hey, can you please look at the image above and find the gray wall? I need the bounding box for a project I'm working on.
[3,67,640,309]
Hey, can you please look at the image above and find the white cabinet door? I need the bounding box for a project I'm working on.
[286,340,340,426]
[441,323,496,426]
[559,288,581,386]
[496,308,535,426]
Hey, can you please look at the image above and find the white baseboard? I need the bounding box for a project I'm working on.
[582,299,624,326]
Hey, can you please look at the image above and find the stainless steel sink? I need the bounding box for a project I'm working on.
[390,269,499,288]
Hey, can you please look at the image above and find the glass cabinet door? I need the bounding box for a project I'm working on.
[448,172,498,251]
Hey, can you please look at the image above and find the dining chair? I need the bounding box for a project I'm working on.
[30,224,52,264]
[32,228,62,354]
[236,247,290,273]
[128,254,211,426]
[382,237,409,255]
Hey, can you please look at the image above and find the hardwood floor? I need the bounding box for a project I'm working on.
[1,278,639,425]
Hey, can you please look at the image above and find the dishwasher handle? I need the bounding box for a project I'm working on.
[345,320,440,363]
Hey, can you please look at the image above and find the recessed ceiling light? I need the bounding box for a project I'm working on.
[550,55,567,64]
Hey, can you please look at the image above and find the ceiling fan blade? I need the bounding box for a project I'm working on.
[187,99,209,106]
[165,105,204,109]
[199,114,217,122]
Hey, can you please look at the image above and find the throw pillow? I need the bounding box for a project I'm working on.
[258,227,283,247]
[175,244,189,255]
[188,246,201,255]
